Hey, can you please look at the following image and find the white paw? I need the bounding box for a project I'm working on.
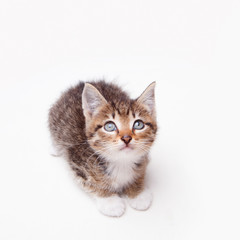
[96,195,126,217]
[49,144,61,157]
[128,189,153,211]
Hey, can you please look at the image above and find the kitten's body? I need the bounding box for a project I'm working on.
[48,80,157,216]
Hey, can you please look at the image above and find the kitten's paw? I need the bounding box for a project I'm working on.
[128,189,153,211]
[96,195,126,217]
[49,144,61,157]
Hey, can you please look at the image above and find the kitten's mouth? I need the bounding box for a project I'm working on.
[120,145,133,151]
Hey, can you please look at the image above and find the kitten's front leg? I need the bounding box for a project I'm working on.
[95,195,126,217]
[127,188,153,211]
[124,180,153,211]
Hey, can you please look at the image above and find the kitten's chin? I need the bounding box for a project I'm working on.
[100,147,145,163]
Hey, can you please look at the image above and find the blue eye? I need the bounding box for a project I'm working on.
[104,121,117,132]
[133,120,144,130]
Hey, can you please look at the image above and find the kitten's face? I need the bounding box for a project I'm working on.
[82,83,157,162]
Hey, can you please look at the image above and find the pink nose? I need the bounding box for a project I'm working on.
[121,135,132,145]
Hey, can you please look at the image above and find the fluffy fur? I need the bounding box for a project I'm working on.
[48,80,157,217]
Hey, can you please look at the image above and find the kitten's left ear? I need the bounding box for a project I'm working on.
[82,83,107,118]
[137,82,156,115]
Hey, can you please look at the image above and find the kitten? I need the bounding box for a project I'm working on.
[48,80,157,217]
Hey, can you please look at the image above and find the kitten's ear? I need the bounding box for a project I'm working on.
[137,82,156,115]
[82,83,107,117]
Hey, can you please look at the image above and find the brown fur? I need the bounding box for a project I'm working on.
[48,80,157,198]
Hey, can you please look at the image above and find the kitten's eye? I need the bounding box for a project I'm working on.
[104,121,117,132]
[133,120,145,130]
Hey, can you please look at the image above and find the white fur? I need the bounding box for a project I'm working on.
[95,195,126,217]
[107,156,136,190]
[49,144,59,156]
[49,140,63,157]
[102,143,144,190]
[128,188,153,211]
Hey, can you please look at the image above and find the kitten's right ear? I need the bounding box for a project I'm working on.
[82,83,107,118]
[137,81,156,116]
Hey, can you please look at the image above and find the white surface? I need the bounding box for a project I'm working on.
[0,0,240,239]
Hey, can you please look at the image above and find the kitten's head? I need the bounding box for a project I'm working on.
[82,82,157,162]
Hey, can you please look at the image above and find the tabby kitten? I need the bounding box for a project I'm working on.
[48,80,157,217]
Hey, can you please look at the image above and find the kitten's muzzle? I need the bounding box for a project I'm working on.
[121,135,132,145]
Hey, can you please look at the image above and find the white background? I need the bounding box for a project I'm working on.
[0,0,240,239]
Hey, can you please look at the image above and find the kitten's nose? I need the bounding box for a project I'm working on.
[121,135,132,145]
